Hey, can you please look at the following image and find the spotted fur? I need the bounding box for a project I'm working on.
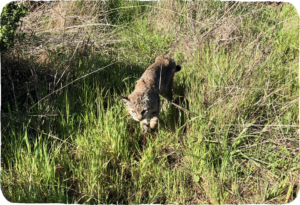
[120,56,181,133]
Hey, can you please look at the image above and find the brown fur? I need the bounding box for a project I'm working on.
[120,56,181,133]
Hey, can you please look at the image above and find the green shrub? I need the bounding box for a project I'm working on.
[0,2,28,52]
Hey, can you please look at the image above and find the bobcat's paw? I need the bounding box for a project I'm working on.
[150,117,158,129]
[160,100,170,112]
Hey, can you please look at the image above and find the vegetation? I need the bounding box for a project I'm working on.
[1,0,299,203]
[0,2,28,52]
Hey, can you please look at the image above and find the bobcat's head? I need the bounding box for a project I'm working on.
[120,93,151,121]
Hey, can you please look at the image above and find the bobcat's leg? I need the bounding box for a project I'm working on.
[150,110,159,130]
[160,99,170,112]
[150,116,158,130]
[161,78,174,102]
[160,79,174,111]
[167,79,174,101]
[140,119,150,133]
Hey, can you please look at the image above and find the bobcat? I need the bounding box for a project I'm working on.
[120,56,181,133]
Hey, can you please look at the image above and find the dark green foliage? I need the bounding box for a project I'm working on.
[0,2,28,52]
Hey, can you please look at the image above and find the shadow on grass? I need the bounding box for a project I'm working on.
[0,50,148,203]
[159,77,191,133]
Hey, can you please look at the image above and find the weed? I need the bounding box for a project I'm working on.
[1,0,299,204]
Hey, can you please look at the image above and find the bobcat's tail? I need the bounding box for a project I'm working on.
[175,65,182,72]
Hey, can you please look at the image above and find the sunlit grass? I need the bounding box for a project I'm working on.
[1,0,299,204]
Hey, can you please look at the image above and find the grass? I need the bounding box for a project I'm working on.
[1,0,299,204]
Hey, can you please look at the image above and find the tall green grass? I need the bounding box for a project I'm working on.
[1,0,299,203]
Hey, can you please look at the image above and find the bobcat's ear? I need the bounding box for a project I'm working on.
[119,96,130,105]
[175,65,182,72]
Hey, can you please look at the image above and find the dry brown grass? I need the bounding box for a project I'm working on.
[16,1,118,64]
[1,0,120,116]
[147,1,289,61]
